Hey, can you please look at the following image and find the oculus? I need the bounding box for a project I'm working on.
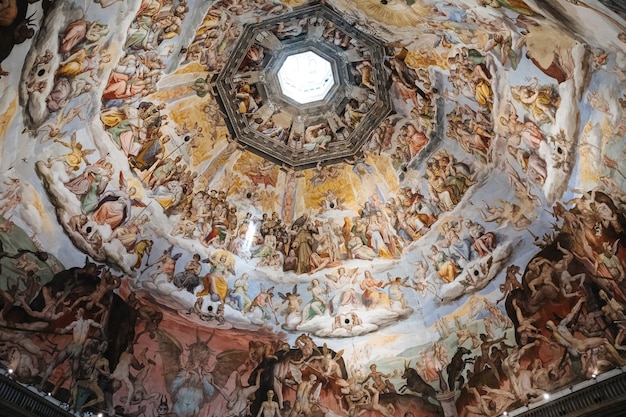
[214,3,393,169]
[278,51,335,104]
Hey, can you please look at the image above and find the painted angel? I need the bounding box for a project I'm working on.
[278,284,302,329]
[411,260,439,298]
[49,132,96,172]
[325,266,359,286]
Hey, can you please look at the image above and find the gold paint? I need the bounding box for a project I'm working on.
[0,95,18,140]
[578,120,598,186]
[405,48,449,70]
[366,335,399,347]
[199,143,239,188]
[281,0,308,7]
[152,84,194,102]
[31,189,54,235]
[173,62,206,75]
[302,165,357,211]
[257,189,280,213]
[340,0,430,27]
[166,95,221,169]
[600,115,614,143]
[368,153,400,192]
[523,24,576,71]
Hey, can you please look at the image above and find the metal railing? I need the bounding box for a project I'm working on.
[2,366,626,417]
[512,370,626,417]
[0,373,76,417]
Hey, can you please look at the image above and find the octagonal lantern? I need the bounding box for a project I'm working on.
[213,2,393,169]
[278,51,335,104]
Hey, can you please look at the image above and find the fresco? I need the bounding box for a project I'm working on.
[0,0,625,416]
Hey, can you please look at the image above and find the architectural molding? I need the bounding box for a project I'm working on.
[511,370,626,417]
[2,369,626,417]
[214,2,392,169]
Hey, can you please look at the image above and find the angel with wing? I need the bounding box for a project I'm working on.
[310,161,341,187]
[304,343,349,403]
[278,284,302,330]
[326,267,361,313]
[48,132,96,173]
[383,272,412,309]
[300,279,330,322]
[411,260,439,298]
[174,121,204,150]
[92,171,146,229]
[307,343,344,380]
[242,158,278,188]
[325,266,358,286]
[196,249,235,302]
[248,284,278,324]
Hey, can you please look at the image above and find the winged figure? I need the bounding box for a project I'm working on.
[155,328,248,417]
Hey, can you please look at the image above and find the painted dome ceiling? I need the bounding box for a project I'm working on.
[0,0,625,416]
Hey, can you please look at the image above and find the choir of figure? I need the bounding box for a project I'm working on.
[2,0,625,416]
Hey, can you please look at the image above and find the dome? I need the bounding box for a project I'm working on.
[1,0,626,416]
